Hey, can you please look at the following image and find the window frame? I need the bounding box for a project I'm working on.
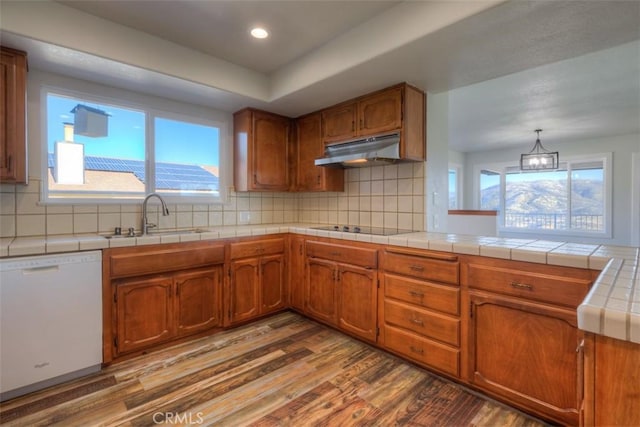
[473,153,612,238]
[448,163,463,210]
[41,85,229,205]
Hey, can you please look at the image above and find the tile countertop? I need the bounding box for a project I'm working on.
[1,224,638,344]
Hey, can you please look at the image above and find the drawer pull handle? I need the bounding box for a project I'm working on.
[408,290,424,298]
[409,265,425,272]
[410,318,424,326]
[511,282,533,290]
[330,251,341,257]
[410,346,424,355]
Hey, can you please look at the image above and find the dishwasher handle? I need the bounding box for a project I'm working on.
[22,265,60,274]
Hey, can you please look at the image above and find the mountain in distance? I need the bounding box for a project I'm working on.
[480,179,603,214]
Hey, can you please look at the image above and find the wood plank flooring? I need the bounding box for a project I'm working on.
[0,312,547,427]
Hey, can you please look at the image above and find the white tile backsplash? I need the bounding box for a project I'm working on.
[2,168,427,238]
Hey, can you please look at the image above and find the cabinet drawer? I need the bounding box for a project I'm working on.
[383,250,459,285]
[466,262,592,307]
[306,241,377,269]
[109,245,225,278]
[230,238,285,259]
[384,325,459,377]
[384,300,459,346]
[384,273,459,315]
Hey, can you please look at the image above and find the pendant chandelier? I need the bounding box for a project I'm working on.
[520,129,559,171]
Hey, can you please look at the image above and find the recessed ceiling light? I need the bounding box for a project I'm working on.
[250,27,269,39]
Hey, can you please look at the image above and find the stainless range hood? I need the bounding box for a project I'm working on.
[314,133,401,168]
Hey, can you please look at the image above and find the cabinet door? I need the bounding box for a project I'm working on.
[115,276,174,355]
[295,113,344,192]
[468,292,580,425]
[338,264,377,343]
[252,111,290,190]
[260,254,285,314]
[175,267,222,337]
[229,258,260,324]
[296,113,324,191]
[0,48,27,183]
[321,103,357,144]
[306,258,338,325]
[358,87,402,137]
[288,236,306,311]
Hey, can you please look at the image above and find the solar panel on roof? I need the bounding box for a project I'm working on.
[47,153,218,190]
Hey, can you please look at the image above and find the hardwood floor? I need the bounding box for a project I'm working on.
[0,312,546,427]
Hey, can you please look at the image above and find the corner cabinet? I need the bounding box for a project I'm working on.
[234,108,291,191]
[227,236,286,325]
[294,112,343,192]
[320,83,425,162]
[103,241,225,362]
[462,256,595,426]
[305,240,378,343]
[0,46,27,184]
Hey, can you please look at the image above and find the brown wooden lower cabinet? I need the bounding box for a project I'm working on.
[288,235,306,311]
[114,267,223,357]
[304,240,378,343]
[101,233,631,427]
[583,333,640,427]
[337,264,377,342]
[229,258,260,323]
[103,241,226,362]
[228,237,286,325]
[306,257,338,324]
[115,275,174,355]
[379,248,461,378]
[175,268,224,336]
[462,255,596,426]
[468,291,582,425]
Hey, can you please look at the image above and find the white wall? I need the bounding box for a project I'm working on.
[463,133,640,246]
[425,92,450,232]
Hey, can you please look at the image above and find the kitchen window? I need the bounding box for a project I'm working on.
[42,89,225,203]
[474,154,611,237]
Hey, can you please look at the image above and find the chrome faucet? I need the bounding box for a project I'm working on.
[142,193,170,235]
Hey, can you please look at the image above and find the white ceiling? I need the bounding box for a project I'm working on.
[1,0,639,152]
[56,0,401,74]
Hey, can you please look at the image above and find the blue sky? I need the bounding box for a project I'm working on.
[47,94,219,166]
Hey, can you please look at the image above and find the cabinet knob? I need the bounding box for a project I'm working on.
[410,317,424,326]
[410,346,424,355]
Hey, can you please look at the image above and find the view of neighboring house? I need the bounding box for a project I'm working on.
[47,153,219,193]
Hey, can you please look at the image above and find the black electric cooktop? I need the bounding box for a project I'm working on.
[311,225,415,236]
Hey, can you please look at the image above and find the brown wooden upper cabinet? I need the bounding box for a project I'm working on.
[234,108,291,191]
[0,46,27,184]
[320,83,425,162]
[294,112,344,192]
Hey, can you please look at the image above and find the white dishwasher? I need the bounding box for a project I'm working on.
[0,251,102,401]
